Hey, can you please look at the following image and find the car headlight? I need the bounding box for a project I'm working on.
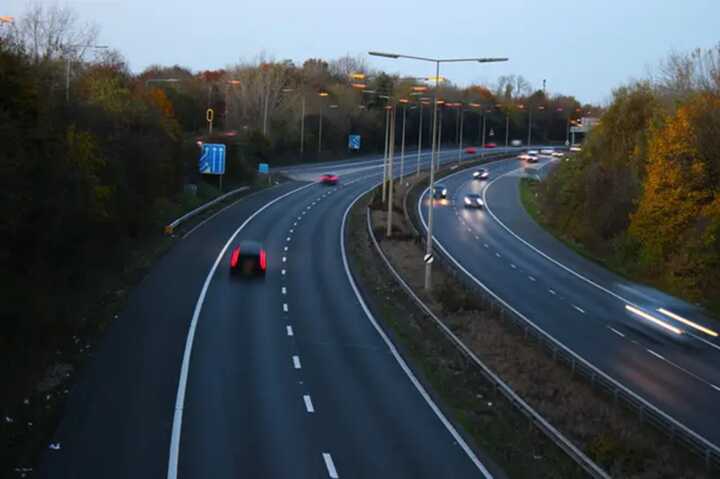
[442,189,447,195]
[464,197,471,204]
[473,172,479,178]
[477,199,484,206]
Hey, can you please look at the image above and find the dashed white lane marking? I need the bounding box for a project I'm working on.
[290,229,294,233]
[281,269,286,276]
[495,252,501,258]
[647,349,665,361]
[475,235,480,240]
[573,305,586,314]
[293,222,297,226]
[293,355,301,369]
[283,303,288,313]
[483,243,489,248]
[281,287,287,295]
[549,289,556,295]
[286,325,294,336]
[467,227,472,233]
[609,327,625,338]
[286,237,291,242]
[303,395,315,413]
[510,264,517,269]
[322,453,339,478]
[282,256,287,262]
[297,216,302,220]
[528,275,536,282]
[284,246,289,251]
[302,211,306,215]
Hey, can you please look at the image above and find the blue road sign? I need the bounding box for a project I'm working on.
[348,134,361,150]
[258,163,269,174]
[198,143,226,175]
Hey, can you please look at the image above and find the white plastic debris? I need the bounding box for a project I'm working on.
[48,443,61,450]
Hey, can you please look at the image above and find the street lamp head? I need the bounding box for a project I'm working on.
[368,51,400,59]
[0,16,15,24]
[318,91,329,97]
[351,82,368,89]
[281,87,294,92]
[476,57,509,63]
[329,104,339,109]
[350,72,366,80]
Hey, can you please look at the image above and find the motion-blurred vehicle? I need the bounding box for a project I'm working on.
[518,153,539,163]
[473,168,490,180]
[463,194,484,209]
[551,151,565,157]
[540,148,555,155]
[464,146,477,155]
[570,146,582,152]
[230,240,267,277]
[511,139,522,146]
[484,142,497,148]
[432,183,448,199]
[527,149,539,155]
[320,173,339,185]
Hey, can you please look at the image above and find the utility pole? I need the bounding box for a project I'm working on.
[527,107,533,147]
[457,104,464,164]
[382,106,390,202]
[300,95,306,155]
[505,110,510,147]
[318,102,323,153]
[399,102,407,181]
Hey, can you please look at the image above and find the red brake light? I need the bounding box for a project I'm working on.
[259,249,267,271]
[230,248,240,268]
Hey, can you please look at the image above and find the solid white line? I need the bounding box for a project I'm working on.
[340,189,493,478]
[689,333,720,353]
[573,305,585,314]
[609,327,625,338]
[647,349,665,361]
[322,453,339,478]
[286,325,294,336]
[281,287,287,295]
[283,303,288,313]
[293,355,301,369]
[712,384,720,392]
[166,182,314,479]
[303,394,314,413]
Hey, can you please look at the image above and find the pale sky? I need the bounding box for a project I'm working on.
[5,0,719,104]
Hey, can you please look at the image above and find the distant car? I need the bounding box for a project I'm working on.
[518,153,539,163]
[432,183,448,199]
[527,149,539,155]
[463,194,484,209]
[551,151,565,158]
[320,173,339,185]
[570,146,582,152]
[473,168,490,180]
[464,146,477,155]
[230,240,267,277]
[540,148,554,155]
[511,139,523,147]
[484,142,497,148]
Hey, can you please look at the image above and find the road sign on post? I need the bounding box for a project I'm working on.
[198,143,226,175]
[207,108,214,134]
[348,134,361,151]
[423,253,434,264]
[258,163,269,174]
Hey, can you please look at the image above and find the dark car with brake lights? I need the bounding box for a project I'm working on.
[320,173,339,185]
[230,240,267,277]
[463,193,484,209]
[473,168,489,180]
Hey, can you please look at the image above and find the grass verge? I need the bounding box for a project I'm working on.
[347,188,587,479]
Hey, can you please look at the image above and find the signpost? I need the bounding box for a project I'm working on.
[207,108,214,134]
[198,143,226,190]
[258,162,270,185]
[348,134,361,151]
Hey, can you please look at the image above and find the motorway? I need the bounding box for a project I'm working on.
[37,147,510,479]
[418,156,720,447]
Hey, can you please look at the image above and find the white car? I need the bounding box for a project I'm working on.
[511,140,522,147]
[540,148,554,155]
[463,194,484,209]
[551,151,565,158]
[527,149,539,155]
[472,168,490,180]
[570,146,582,152]
[518,153,539,163]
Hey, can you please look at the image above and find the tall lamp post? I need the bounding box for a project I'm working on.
[317,91,329,153]
[369,51,508,291]
[64,44,108,103]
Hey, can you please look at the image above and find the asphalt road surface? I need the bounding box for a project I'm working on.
[419,155,720,447]
[38,146,516,479]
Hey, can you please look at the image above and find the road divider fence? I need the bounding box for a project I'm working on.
[163,186,250,235]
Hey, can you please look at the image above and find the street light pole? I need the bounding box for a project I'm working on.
[368,51,508,291]
[300,95,306,155]
[416,101,424,177]
[399,102,407,181]
[318,102,323,153]
[386,103,397,237]
[505,110,510,147]
[382,106,390,202]
[527,107,533,147]
[457,104,464,164]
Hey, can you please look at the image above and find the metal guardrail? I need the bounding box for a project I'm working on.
[163,186,250,235]
[404,168,720,471]
[366,206,612,479]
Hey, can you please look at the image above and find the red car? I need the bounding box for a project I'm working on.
[484,143,497,148]
[320,173,339,185]
[230,240,267,277]
[464,147,477,155]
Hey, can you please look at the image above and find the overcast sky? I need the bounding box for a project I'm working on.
[5,0,719,104]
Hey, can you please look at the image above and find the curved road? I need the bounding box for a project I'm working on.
[419,156,720,447]
[38,147,512,478]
